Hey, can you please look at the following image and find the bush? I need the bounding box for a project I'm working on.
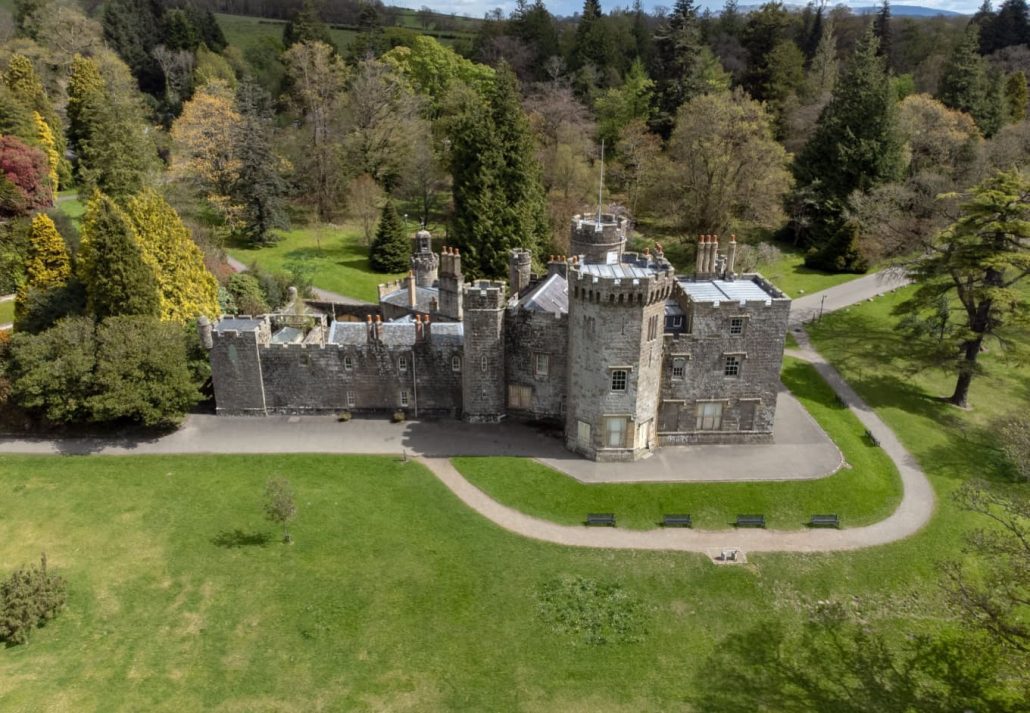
[536,576,647,646]
[225,273,269,315]
[391,409,406,423]
[0,553,67,646]
[337,411,352,422]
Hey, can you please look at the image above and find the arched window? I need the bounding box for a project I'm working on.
[451,355,462,372]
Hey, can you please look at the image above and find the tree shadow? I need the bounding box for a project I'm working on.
[210,529,271,548]
[692,619,1019,712]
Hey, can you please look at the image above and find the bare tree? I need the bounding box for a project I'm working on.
[346,173,385,245]
[264,478,297,544]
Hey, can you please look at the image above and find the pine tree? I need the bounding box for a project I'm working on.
[792,28,903,271]
[972,0,999,54]
[125,189,220,322]
[992,0,1030,51]
[67,55,106,160]
[448,65,547,277]
[1005,71,1028,121]
[939,27,1003,137]
[368,199,409,273]
[651,0,707,136]
[283,0,335,52]
[3,55,67,183]
[32,112,58,193]
[231,80,288,246]
[0,85,36,144]
[805,17,838,99]
[873,0,892,68]
[102,0,165,95]
[77,192,160,320]
[572,0,616,76]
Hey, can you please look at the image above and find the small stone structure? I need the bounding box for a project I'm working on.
[208,219,790,462]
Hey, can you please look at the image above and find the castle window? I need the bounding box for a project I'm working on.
[730,317,745,335]
[346,392,355,408]
[724,355,742,377]
[605,416,627,447]
[672,358,686,380]
[508,384,532,409]
[400,390,410,407]
[398,355,408,373]
[611,369,628,391]
[451,355,462,372]
[480,355,488,372]
[343,355,354,371]
[696,402,723,431]
[535,353,549,378]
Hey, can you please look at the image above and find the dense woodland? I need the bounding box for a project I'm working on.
[0,0,1028,425]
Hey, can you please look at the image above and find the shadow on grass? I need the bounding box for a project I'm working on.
[211,529,271,548]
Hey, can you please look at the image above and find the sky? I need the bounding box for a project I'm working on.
[388,0,977,20]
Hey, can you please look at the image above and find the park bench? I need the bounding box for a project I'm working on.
[865,429,881,447]
[662,514,693,528]
[808,514,840,528]
[586,513,616,527]
[735,514,766,528]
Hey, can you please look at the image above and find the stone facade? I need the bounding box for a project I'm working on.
[209,225,790,461]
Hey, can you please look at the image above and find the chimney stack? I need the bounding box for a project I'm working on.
[695,236,705,274]
[726,235,737,279]
[408,270,417,308]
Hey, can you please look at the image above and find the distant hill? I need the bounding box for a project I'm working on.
[738,4,965,16]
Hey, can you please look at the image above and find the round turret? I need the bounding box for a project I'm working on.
[570,213,627,264]
[411,228,439,288]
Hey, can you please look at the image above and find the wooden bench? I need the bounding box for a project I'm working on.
[735,514,766,528]
[865,429,881,447]
[808,514,840,528]
[662,514,693,528]
[585,513,616,527]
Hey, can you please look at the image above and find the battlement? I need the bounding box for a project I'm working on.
[463,279,507,310]
[568,250,676,307]
[570,212,628,263]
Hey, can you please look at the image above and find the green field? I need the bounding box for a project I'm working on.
[0,299,13,325]
[227,223,406,302]
[454,358,902,530]
[216,12,358,53]
[753,245,864,298]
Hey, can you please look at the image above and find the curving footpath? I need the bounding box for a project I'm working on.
[419,271,935,554]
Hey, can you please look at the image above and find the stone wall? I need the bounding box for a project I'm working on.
[211,324,269,415]
[462,281,506,422]
[504,306,568,422]
[657,284,790,445]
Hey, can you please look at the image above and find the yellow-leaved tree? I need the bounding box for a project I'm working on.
[33,112,60,193]
[15,213,72,325]
[125,189,220,323]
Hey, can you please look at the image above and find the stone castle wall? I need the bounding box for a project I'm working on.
[504,307,569,422]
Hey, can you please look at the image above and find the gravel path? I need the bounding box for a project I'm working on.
[224,255,369,306]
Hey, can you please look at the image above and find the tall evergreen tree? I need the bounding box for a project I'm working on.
[448,65,547,277]
[792,28,903,271]
[571,0,616,76]
[939,27,1004,137]
[231,80,288,246]
[368,199,409,273]
[992,0,1030,52]
[972,0,998,54]
[15,213,73,330]
[77,192,161,320]
[511,0,561,80]
[740,1,795,102]
[1005,71,1028,121]
[102,0,165,95]
[283,0,335,52]
[651,0,707,136]
[873,0,892,67]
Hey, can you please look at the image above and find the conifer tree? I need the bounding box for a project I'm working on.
[369,199,409,273]
[651,0,706,136]
[77,192,160,320]
[1005,71,1028,122]
[102,0,164,95]
[448,64,547,277]
[571,0,617,77]
[805,17,838,99]
[939,27,1005,137]
[24,214,70,290]
[3,55,67,185]
[125,189,220,322]
[0,85,36,144]
[283,0,335,52]
[231,80,288,246]
[792,28,902,271]
[873,0,892,67]
[32,113,58,193]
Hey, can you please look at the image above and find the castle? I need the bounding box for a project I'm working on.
[206,215,791,462]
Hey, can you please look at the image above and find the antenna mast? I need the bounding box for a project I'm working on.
[596,139,605,229]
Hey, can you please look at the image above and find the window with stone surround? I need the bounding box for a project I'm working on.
[343,355,354,371]
[696,402,723,430]
[346,392,355,408]
[508,384,532,409]
[672,358,686,380]
[535,353,549,378]
[724,355,742,377]
[605,416,627,447]
[611,369,628,391]
[730,317,745,335]
[451,355,461,372]
[480,355,488,372]
[398,355,408,373]
[400,390,410,407]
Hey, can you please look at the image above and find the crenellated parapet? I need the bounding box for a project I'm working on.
[568,252,676,307]
[570,212,628,263]
[463,279,507,311]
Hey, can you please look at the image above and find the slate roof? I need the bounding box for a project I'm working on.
[326,320,463,348]
[270,326,305,344]
[576,262,659,281]
[677,277,778,304]
[381,285,439,313]
[517,273,568,315]
[214,317,262,332]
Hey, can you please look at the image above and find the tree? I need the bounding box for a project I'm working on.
[939,26,1004,137]
[77,192,160,320]
[169,80,243,226]
[803,17,838,101]
[283,41,347,221]
[382,35,495,113]
[992,414,1030,481]
[1004,71,1027,122]
[346,173,385,245]
[193,44,236,89]
[22,213,69,290]
[594,58,654,148]
[264,478,297,543]
[791,28,903,271]
[740,1,795,102]
[873,0,892,67]
[447,64,547,276]
[0,135,52,216]
[7,316,98,422]
[899,94,983,178]
[0,553,67,646]
[942,481,1030,658]
[661,89,792,235]
[231,80,288,246]
[0,85,37,146]
[89,315,200,426]
[225,273,269,315]
[369,199,409,273]
[101,0,163,95]
[283,0,334,52]
[3,54,67,186]
[651,0,707,136]
[895,170,1030,407]
[125,189,220,323]
[571,0,616,76]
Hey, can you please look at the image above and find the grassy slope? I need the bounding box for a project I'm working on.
[226,224,406,302]
[216,13,358,53]
[0,299,13,324]
[454,357,902,530]
[753,245,863,298]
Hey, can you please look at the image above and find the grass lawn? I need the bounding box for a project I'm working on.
[453,357,902,530]
[54,191,85,224]
[752,244,864,298]
[0,448,988,711]
[216,13,358,53]
[0,299,13,324]
[227,223,406,302]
